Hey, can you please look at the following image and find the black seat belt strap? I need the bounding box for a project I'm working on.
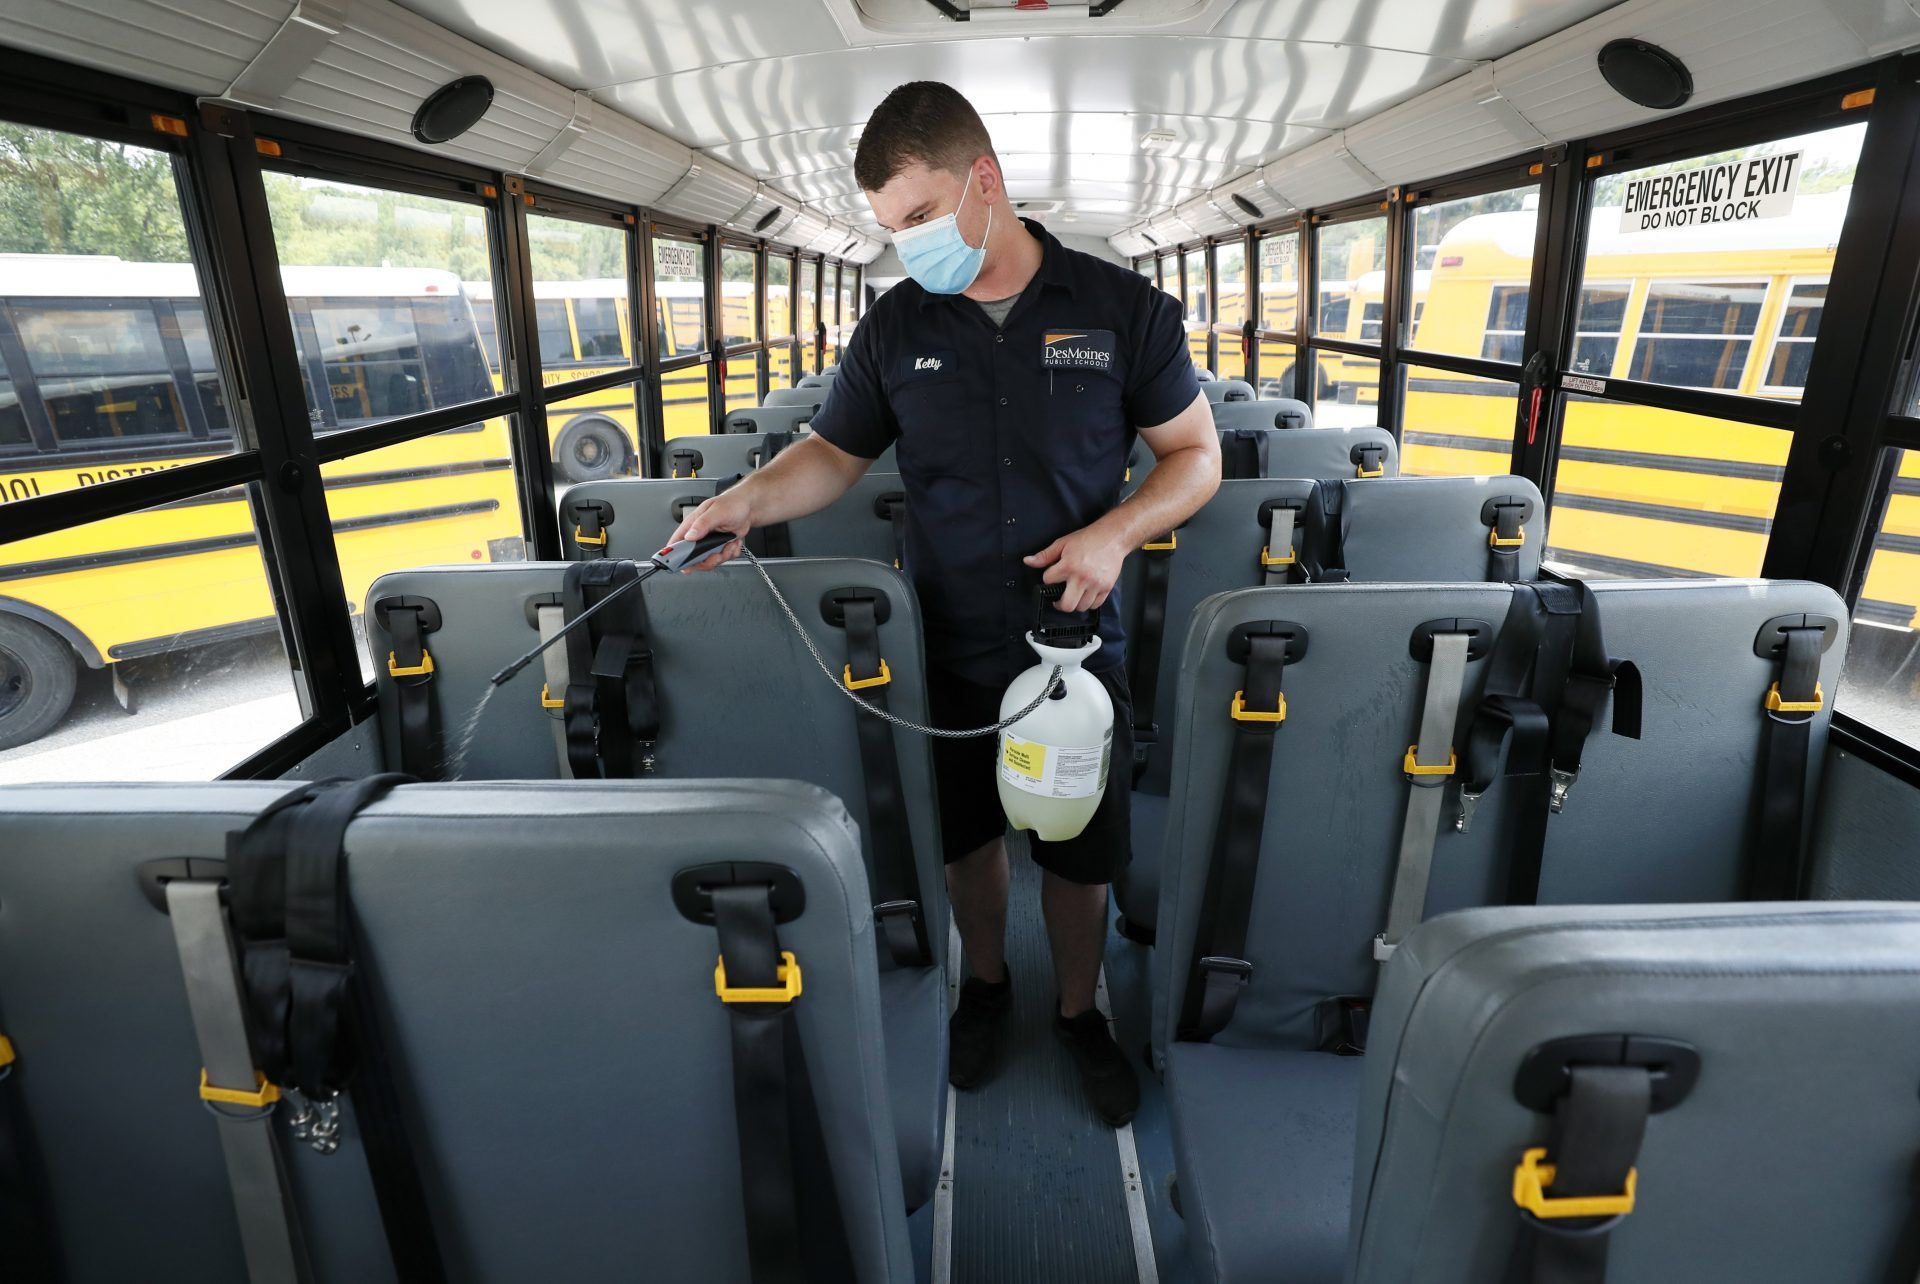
[561,561,663,778]
[721,473,792,558]
[1547,582,1642,817]
[1503,582,1583,906]
[375,598,440,779]
[838,597,930,967]
[1458,587,1553,838]
[1179,629,1294,1041]
[668,446,703,478]
[569,500,611,560]
[1750,624,1825,900]
[876,492,908,571]
[0,1023,58,1284]
[1128,531,1177,782]
[750,431,793,469]
[1511,1066,1652,1284]
[1218,428,1268,479]
[1486,499,1529,583]
[1303,481,1351,583]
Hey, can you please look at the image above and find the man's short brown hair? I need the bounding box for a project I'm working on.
[854,82,997,192]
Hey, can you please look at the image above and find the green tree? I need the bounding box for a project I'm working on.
[0,124,190,260]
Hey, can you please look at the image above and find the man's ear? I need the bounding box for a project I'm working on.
[975,157,1005,206]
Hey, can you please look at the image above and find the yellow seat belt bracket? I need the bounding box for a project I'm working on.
[1260,544,1296,567]
[199,1068,281,1109]
[1142,533,1177,552]
[1489,528,1527,550]
[388,649,434,679]
[1512,1147,1637,1219]
[715,951,804,1004]
[0,1034,13,1069]
[574,525,609,547]
[844,659,892,691]
[1231,689,1287,724]
[1403,745,1457,778]
[538,683,566,710]
[1765,680,1824,714]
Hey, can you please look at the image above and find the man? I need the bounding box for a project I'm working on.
[670,81,1219,1126]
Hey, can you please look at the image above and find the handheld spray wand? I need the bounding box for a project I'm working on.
[486,533,1062,737]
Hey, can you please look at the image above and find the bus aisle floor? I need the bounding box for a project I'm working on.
[944,835,1175,1284]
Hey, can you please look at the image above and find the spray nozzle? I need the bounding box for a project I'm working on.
[487,531,738,686]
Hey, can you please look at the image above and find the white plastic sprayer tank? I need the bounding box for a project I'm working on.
[996,633,1113,842]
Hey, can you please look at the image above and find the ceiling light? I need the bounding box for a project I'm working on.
[1138,130,1177,154]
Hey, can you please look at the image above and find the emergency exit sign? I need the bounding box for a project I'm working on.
[1619,151,1801,232]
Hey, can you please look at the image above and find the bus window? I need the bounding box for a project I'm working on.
[1762,279,1826,394]
[1584,122,1865,398]
[1317,352,1380,428]
[10,300,187,444]
[1571,285,1630,376]
[307,299,432,423]
[766,254,793,342]
[171,302,230,434]
[470,304,501,370]
[573,298,624,360]
[722,246,756,348]
[1627,279,1768,390]
[1217,242,1246,330]
[1401,366,1517,477]
[1258,231,1298,336]
[0,369,27,448]
[1318,214,1385,333]
[535,299,573,364]
[1408,184,1538,360]
[1318,293,1351,335]
[654,238,707,357]
[1839,449,1920,743]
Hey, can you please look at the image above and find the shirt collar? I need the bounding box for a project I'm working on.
[916,217,1075,311]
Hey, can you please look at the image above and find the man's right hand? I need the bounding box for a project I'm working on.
[668,490,754,571]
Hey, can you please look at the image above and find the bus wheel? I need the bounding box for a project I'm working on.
[554,417,632,483]
[0,615,78,751]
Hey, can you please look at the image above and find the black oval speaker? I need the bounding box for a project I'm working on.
[754,207,782,233]
[1232,192,1264,219]
[412,76,494,145]
[1598,40,1693,110]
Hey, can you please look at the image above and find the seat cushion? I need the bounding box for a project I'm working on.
[878,963,948,1212]
[1116,789,1168,935]
[1167,1042,1361,1284]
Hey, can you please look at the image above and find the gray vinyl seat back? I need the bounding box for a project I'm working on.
[1352,902,1920,1284]
[0,779,915,1284]
[1151,578,1849,1059]
[364,561,948,971]
[1332,475,1545,581]
[1212,397,1314,432]
[1260,425,1399,480]
[722,404,817,434]
[562,474,906,566]
[1201,378,1257,403]
[799,371,836,387]
[662,433,898,479]
[760,387,826,410]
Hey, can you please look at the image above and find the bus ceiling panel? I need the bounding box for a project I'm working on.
[1209,0,1622,64]
[0,0,286,98]
[827,0,1238,42]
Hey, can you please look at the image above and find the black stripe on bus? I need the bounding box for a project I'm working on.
[109,615,282,660]
[144,458,516,512]
[1877,530,1920,556]
[1552,492,1773,535]
[0,499,500,583]
[1402,430,1788,483]
[1858,598,1918,628]
[1543,549,1716,580]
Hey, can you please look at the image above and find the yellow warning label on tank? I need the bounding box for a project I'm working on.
[1002,737,1046,780]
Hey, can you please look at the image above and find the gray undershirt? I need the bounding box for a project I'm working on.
[975,295,1019,328]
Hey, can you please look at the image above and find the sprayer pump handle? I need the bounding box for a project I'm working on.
[652,530,739,572]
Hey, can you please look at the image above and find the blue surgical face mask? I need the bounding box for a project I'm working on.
[891,171,991,295]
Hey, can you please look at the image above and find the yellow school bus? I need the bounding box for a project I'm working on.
[1400,190,1920,626]
[0,258,523,749]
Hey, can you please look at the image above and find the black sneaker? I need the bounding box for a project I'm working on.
[1055,1008,1140,1126]
[949,972,1013,1089]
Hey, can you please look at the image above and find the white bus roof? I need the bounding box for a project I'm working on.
[0,255,469,299]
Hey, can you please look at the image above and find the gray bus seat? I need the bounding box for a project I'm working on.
[799,371,836,387]
[1349,902,1920,1283]
[1200,378,1255,403]
[1215,425,1398,481]
[563,473,907,567]
[722,404,816,435]
[760,387,826,411]
[1212,397,1314,431]
[1152,577,1848,1059]
[364,559,949,1209]
[1113,477,1545,938]
[663,432,899,479]
[0,779,918,1283]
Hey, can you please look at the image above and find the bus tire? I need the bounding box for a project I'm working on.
[0,614,78,751]
[553,416,632,483]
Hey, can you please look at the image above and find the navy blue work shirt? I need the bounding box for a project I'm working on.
[811,220,1199,686]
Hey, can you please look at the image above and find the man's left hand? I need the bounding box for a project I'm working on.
[1024,525,1128,614]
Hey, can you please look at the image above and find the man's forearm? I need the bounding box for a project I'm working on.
[723,434,869,526]
[1097,443,1221,549]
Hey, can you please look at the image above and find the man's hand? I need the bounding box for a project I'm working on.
[1024,524,1129,614]
[667,489,754,571]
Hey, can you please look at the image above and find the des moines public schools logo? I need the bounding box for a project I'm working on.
[1042,330,1116,371]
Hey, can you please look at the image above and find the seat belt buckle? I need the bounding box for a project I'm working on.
[387,649,434,679]
[1512,1147,1637,1220]
[715,951,804,1004]
[1548,765,1578,813]
[843,659,892,691]
[875,900,932,967]
[1454,787,1484,833]
[1198,956,1252,988]
[1765,680,1823,716]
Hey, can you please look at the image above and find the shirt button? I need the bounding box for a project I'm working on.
[1003,457,1012,467]
[1005,579,1015,587]
[1006,517,1017,525]
[996,334,1005,344]
[998,396,1009,406]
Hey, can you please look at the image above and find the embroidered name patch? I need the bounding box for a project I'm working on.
[895,349,957,381]
[1041,329,1117,372]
